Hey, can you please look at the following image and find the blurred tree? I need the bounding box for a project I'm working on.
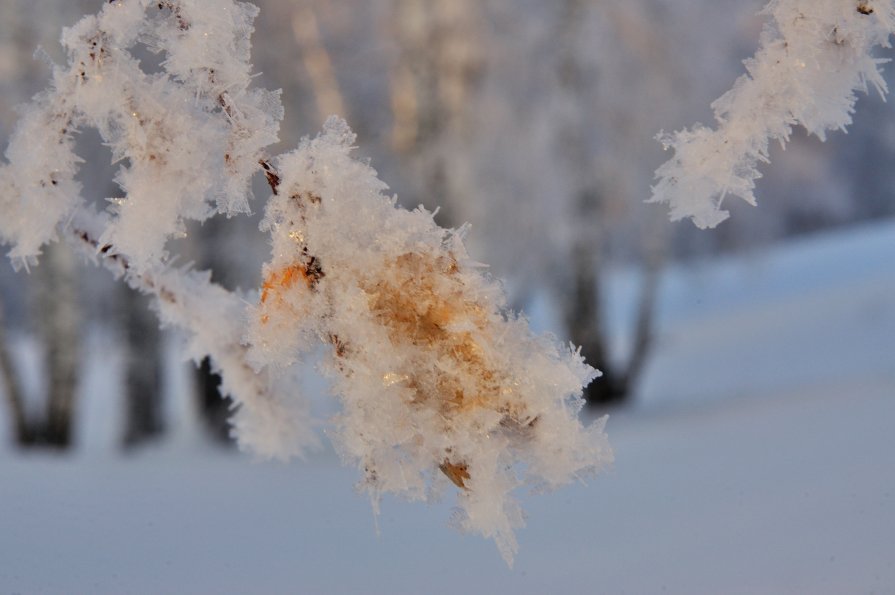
[292,0,347,127]
[188,217,247,446]
[383,0,683,406]
[387,0,484,224]
[32,244,81,447]
[120,286,165,448]
[0,0,174,450]
[0,0,89,447]
[554,0,644,406]
[0,304,28,443]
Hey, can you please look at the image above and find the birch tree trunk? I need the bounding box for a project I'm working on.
[0,304,31,444]
[34,243,81,447]
[120,286,165,448]
[556,0,660,407]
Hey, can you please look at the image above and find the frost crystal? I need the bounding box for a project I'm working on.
[651,0,895,228]
[250,118,612,564]
[0,1,611,565]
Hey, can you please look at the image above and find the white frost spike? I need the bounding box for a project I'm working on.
[651,0,895,228]
[249,118,613,565]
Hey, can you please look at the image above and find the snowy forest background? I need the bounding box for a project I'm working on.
[0,0,893,593]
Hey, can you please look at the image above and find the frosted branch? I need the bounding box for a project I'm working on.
[67,210,318,460]
[651,0,895,228]
[0,0,612,564]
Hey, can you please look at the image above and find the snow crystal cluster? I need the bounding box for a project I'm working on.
[250,118,611,563]
[651,0,895,228]
[0,0,611,564]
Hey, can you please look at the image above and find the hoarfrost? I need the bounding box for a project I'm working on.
[651,0,895,228]
[0,1,611,564]
[250,118,612,564]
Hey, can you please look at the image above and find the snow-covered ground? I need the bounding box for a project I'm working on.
[1,219,893,594]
